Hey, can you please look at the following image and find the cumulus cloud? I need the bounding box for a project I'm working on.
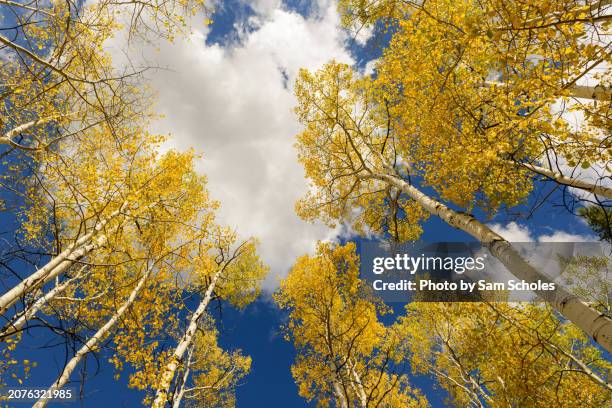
[489,222,534,242]
[107,1,353,289]
[247,0,283,17]
[538,230,596,243]
[489,221,596,242]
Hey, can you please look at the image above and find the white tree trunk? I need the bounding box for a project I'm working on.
[171,346,194,408]
[0,265,88,338]
[348,360,367,408]
[0,235,107,316]
[363,172,612,352]
[151,269,222,408]
[0,114,72,149]
[567,83,612,102]
[32,266,152,408]
[0,205,124,315]
[430,368,486,408]
[333,382,349,408]
[517,161,612,199]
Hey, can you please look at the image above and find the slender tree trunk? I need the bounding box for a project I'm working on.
[430,368,486,408]
[333,382,350,408]
[347,360,367,408]
[516,161,612,199]
[440,337,493,406]
[0,114,74,150]
[0,204,125,316]
[362,171,612,352]
[32,266,152,408]
[171,346,194,408]
[0,235,106,316]
[151,268,222,408]
[322,308,353,408]
[0,265,88,339]
[566,83,612,102]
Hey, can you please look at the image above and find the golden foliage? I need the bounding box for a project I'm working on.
[276,242,427,407]
[397,302,612,407]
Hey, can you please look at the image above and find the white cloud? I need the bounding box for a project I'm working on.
[247,0,283,17]
[108,1,353,290]
[537,230,596,243]
[489,221,596,242]
[353,24,374,46]
[363,58,378,76]
[489,222,534,242]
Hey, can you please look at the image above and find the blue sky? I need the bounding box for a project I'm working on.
[1,0,605,407]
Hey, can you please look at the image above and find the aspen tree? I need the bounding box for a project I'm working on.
[395,302,611,407]
[1,138,229,406]
[0,1,269,404]
[0,0,215,323]
[0,130,213,319]
[152,233,267,408]
[338,0,611,201]
[33,236,206,407]
[0,264,90,339]
[0,0,210,157]
[1,130,222,399]
[33,206,211,408]
[32,262,156,408]
[293,62,612,351]
[276,242,428,408]
[169,316,251,408]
